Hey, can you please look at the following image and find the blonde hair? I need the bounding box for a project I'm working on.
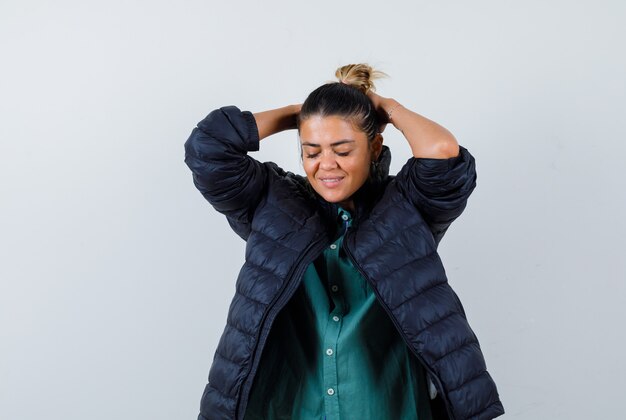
[334,63,388,94]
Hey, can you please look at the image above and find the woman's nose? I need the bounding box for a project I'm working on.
[319,152,337,170]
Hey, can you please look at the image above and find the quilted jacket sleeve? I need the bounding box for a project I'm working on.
[183,105,266,240]
[395,145,477,246]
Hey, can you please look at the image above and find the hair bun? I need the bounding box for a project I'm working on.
[335,63,387,94]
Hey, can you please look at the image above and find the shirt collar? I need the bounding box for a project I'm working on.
[337,206,353,228]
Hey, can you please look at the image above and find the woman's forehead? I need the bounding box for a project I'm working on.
[301,139,355,148]
[299,115,367,145]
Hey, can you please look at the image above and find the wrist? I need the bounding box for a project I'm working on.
[383,100,403,123]
[290,103,302,115]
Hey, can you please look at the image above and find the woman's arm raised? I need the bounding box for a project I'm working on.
[367,91,459,159]
[366,91,476,246]
[254,104,302,140]
[184,106,267,240]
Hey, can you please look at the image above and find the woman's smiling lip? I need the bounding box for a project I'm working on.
[318,176,345,188]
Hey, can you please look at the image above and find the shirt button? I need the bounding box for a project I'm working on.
[326,348,334,356]
[332,315,340,322]
[331,285,339,292]
[329,244,337,250]
[327,388,335,396]
[341,214,349,221]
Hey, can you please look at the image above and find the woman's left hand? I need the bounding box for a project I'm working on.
[366,90,395,133]
[368,91,459,159]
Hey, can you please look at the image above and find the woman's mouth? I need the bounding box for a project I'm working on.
[319,177,344,188]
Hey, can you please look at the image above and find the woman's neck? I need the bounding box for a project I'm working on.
[338,199,355,213]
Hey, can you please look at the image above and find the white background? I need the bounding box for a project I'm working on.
[1,1,625,419]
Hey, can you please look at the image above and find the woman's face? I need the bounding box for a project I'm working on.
[299,115,382,210]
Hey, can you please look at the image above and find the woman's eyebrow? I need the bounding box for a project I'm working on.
[301,140,356,147]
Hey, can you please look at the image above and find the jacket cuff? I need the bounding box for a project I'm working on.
[402,144,476,200]
[211,105,260,153]
[414,145,468,173]
[241,110,260,152]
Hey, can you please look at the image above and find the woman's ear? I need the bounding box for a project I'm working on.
[371,133,383,160]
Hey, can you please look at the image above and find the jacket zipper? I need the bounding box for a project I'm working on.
[235,237,330,420]
[341,228,456,420]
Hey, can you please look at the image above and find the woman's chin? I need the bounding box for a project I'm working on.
[318,193,354,209]
[317,191,347,203]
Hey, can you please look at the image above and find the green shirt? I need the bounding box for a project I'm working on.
[245,207,433,419]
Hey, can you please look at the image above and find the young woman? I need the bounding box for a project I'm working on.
[184,64,504,420]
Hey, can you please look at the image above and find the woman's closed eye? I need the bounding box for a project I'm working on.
[305,151,351,158]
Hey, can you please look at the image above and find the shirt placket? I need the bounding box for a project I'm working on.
[322,209,352,418]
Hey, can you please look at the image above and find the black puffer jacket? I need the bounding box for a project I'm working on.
[184,106,504,420]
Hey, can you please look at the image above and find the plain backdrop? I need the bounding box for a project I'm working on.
[1,1,625,419]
